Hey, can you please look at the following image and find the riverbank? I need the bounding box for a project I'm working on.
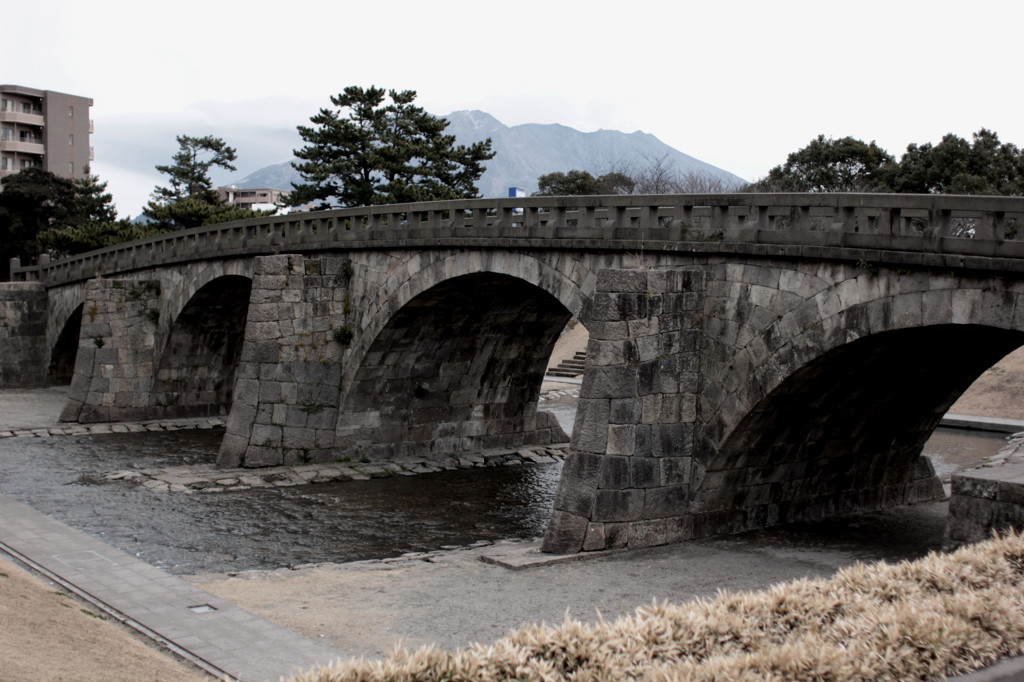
[2,339,1024,680]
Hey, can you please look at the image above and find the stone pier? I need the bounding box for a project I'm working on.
[0,282,47,388]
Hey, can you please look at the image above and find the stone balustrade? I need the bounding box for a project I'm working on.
[11,193,1024,286]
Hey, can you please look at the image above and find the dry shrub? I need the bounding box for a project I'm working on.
[288,531,1024,681]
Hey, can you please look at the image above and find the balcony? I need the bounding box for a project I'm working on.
[0,110,44,126]
[0,140,44,155]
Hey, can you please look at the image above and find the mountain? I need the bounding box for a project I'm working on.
[229,110,747,197]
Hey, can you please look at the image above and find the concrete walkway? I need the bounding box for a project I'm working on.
[0,492,342,681]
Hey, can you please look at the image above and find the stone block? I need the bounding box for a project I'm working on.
[580,365,638,400]
[596,269,648,293]
[571,399,609,453]
[251,423,283,447]
[216,434,248,467]
[999,480,1024,506]
[582,523,607,551]
[627,519,669,548]
[652,423,693,458]
[664,515,694,543]
[607,422,641,455]
[242,446,283,468]
[951,474,999,500]
[630,457,661,488]
[644,485,690,517]
[598,456,631,489]
[594,488,644,522]
[588,339,637,367]
[587,320,630,341]
[541,510,589,554]
[661,457,692,486]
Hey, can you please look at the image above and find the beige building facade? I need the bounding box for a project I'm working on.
[0,85,93,180]
[217,186,290,211]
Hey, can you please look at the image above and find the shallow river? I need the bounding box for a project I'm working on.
[0,395,1009,575]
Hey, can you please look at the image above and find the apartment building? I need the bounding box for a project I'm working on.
[0,85,93,180]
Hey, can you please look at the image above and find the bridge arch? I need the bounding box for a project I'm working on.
[338,267,577,460]
[44,282,90,383]
[696,323,1024,531]
[689,268,1024,533]
[698,265,1024,463]
[47,302,83,385]
[343,250,592,394]
[544,262,1024,553]
[151,274,253,418]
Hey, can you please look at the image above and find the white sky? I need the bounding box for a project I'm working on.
[11,0,1024,217]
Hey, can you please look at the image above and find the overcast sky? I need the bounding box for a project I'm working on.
[11,0,1023,216]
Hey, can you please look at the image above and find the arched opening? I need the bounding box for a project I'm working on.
[47,303,83,385]
[340,273,572,460]
[152,275,252,418]
[699,324,1024,530]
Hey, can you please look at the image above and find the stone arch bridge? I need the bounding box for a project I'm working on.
[4,193,1024,554]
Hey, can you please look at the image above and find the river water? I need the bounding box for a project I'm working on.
[0,391,1009,575]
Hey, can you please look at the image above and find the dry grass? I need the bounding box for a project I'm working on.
[288,531,1024,681]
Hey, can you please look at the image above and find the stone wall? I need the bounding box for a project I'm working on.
[60,279,161,422]
[219,255,349,468]
[946,434,1024,547]
[543,265,952,554]
[219,255,572,468]
[0,283,48,387]
[544,268,705,552]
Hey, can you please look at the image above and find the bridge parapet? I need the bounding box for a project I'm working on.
[12,194,1024,286]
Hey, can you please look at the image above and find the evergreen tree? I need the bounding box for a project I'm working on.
[0,168,78,276]
[290,86,495,209]
[144,135,267,230]
[72,169,118,225]
[752,129,1024,197]
[150,135,237,205]
[39,219,161,256]
[751,135,895,192]
[885,129,1024,195]
[534,170,637,196]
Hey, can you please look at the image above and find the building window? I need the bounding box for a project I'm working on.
[1,157,11,170]
[68,105,74,117]
[68,162,74,175]
[69,133,74,146]
[0,99,8,112]
[0,128,11,141]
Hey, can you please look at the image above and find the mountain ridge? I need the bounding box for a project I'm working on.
[230,110,747,197]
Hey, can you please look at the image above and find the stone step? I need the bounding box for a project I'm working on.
[548,350,588,377]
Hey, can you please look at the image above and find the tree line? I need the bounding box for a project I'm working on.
[750,129,1024,195]
[536,130,1024,198]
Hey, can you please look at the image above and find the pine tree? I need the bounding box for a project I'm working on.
[290,86,495,209]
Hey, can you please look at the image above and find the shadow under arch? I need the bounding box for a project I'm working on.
[48,303,83,385]
[695,324,1024,532]
[151,275,253,418]
[338,272,572,460]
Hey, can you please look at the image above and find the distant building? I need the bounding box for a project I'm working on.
[217,186,290,211]
[0,85,93,180]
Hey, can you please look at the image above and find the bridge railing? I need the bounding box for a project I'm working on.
[12,193,1024,285]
